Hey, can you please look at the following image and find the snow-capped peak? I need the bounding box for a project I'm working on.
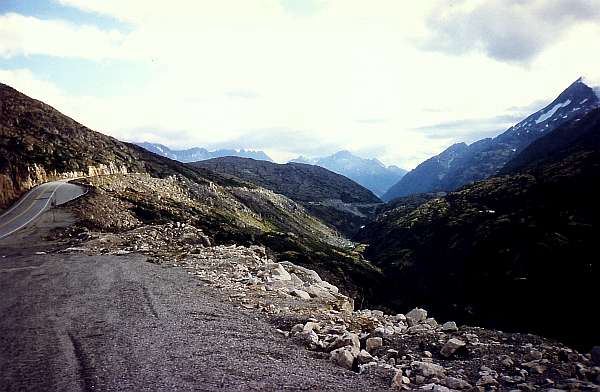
[579,76,600,99]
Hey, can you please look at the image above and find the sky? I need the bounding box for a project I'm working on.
[1,0,600,169]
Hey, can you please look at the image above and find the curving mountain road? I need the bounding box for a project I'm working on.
[0,181,86,240]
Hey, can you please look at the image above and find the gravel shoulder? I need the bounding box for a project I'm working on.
[0,211,388,392]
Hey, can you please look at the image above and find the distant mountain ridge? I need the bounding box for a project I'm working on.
[291,150,407,197]
[382,77,600,201]
[190,156,382,237]
[136,142,273,163]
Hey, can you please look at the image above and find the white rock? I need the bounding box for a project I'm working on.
[304,284,336,301]
[268,263,291,281]
[394,313,407,322]
[291,289,311,299]
[303,321,320,333]
[289,272,304,287]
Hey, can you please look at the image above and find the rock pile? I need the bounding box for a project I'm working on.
[278,307,600,391]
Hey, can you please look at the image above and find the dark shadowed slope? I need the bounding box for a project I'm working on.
[191,156,379,203]
[356,108,600,349]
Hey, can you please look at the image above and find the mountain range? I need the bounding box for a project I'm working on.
[291,151,407,197]
[382,77,600,201]
[135,142,273,162]
[2,75,599,352]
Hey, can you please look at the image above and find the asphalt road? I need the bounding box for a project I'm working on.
[0,181,86,240]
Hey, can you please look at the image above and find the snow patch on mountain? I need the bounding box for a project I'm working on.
[535,99,571,124]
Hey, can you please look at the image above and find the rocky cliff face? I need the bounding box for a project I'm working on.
[0,162,128,211]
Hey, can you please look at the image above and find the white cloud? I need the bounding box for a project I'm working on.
[422,0,600,62]
[1,2,599,169]
[0,13,127,60]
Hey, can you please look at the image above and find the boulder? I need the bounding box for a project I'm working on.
[425,318,438,328]
[305,284,336,301]
[296,330,319,346]
[330,347,355,370]
[366,337,383,352]
[408,324,433,334]
[441,321,458,332]
[328,332,360,355]
[440,338,466,358]
[406,308,428,326]
[412,361,446,378]
[303,321,320,333]
[356,349,374,365]
[289,272,304,287]
[443,376,472,390]
[394,314,407,323]
[291,289,311,300]
[265,263,291,281]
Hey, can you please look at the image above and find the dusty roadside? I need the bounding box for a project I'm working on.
[0,208,390,391]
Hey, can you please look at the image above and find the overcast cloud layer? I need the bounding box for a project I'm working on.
[1,0,599,168]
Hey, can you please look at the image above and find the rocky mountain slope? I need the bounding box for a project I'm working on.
[383,77,600,201]
[190,157,383,237]
[356,108,600,350]
[292,151,407,197]
[0,82,385,304]
[136,142,273,162]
